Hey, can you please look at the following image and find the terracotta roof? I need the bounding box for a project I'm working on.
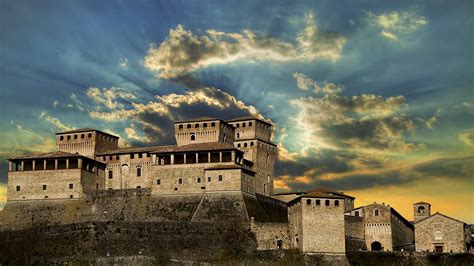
[273,187,355,199]
[175,117,221,123]
[97,145,174,155]
[414,201,431,205]
[55,128,119,138]
[151,142,236,153]
[8,151,104,165]
[416,212,466,225]
[226,116,273,126]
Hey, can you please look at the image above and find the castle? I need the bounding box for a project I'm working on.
[1,117,471,261]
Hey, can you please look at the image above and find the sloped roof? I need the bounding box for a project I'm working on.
[287,192,345,207]
[226,116,272,126]
[97,145,174,155]
[273,187,355,199]
[416,212,466,225]
[55,128,119,138]
[175,117,221,123]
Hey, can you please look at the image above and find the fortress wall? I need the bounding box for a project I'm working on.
[345,216,367,251]
[250,222,290,250]
[0,221,257,264]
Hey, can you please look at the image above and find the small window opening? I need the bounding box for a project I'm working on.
[70,195,73,198]
[197,177,201,183]
[179,178,183,184]
[157,179,161,185]
[187,124,191,129]
[16,186,21,192]
[67,135,71,140]
[195,123,199,128]
[137,168,141,177]
[306,199,311,205]
[249,122,253,126]
[60,136,64,141]
[190,133,196,141]
[179,124,183,129]
[242,122,246,127]
[138,153,142,158]
[203,123,207,127]
[131,154,135,159]
[208,176,211,182]
[335,200,339,206]
[81,134,84,139]
[108,171,113,179]
[316,199,321,205]
[88,133,92,138]
[211,122,216,127]
[43,185,47,191]
[375,210,379,216]
[218,175,223,181]
[325,200,330,206]
[355,211,359,217]
[69,183,74,189]
[74,134,78,139]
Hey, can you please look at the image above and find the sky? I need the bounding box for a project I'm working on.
[0,0,472,223]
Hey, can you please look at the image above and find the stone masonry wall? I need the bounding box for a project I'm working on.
[415,214,467,253]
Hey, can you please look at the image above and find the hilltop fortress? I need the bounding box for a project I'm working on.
[0,117,471,263]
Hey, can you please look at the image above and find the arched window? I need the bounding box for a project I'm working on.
[74,134,78,139]
[266,153,270,163]
[316,199,321,205]
[195,123,199,128]
[60,136,64,141]
[250,142,254,147]
[179,124,183,129]
[418,206,426,214]
[236,123,240,128]
[178,178,183,184]
[306,199,311,205]
[203,123,207,127]
[187,124,191,129]
[190,133,196,141]
[244,143,248,147]
[249,122,253,126]
[374,209,379,216]
[211,122,216,127]
[237,133,240,138]
[335,200,339,206]
[88,133,92,138]
[67,135,71,140]
[242,122,246,127]
[237,143,241,147]
[325,200,330,206]
[197,177,201,183]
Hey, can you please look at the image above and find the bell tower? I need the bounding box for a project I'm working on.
[413,202,431,223]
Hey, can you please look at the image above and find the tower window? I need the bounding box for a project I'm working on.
[195,123,199,128]
[355,211,359,217]
[196,177,201,183]
[179,124,183,129]
[43,185,47,191]
[108,171,113,179]
[88,133,92,138]
[67,135,71,140]
[237,133,240,138]
[218,175,223,181]
[69,183,74,189]
[237,143,241,148]
[250,142,254,147]
[244,143,248,147]
[116,155,120,160]
[137,168,141,177]
[60,136,64,141]
[203,123,207,127]
[16,186,21,192]
[335,200,339,206]
[325,200,330,206]
[316,199,321,205]
[157,179,161,185]
[236,123,240,128]
[187,124,191,129]
[211,122,216,127]
[70,195,73,198]
[81,134,84,139]
[418,206,426,214]
[208,176,211,182]
[242,122,246,127]
[74,135,78,139]
[138,153,142,158]
[131,154,135,159]
[375,209,379,216]
[109,156,113,160]
[249,122,252,126]
[178,178,183,184]
[306,199,311,205]
[190,133,196,141]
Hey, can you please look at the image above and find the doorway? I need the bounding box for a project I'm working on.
[371,241,382,251]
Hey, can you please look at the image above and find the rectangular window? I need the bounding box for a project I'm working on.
[43,185,47,191]
[375,210,379,216]
[139,153,143,158]
[137,168,141,177]
[69,183,74,189]
[157,179,161,185]
[116,155,120,160]
[208,176,211,182]
[147,153,151,157]
[16,186,21,192]
[70,195,73,198]
[131,154,135,159]
[355,211,359,217]
[218,175,223,181]
[137,186,141,188]
[108,171,113,179]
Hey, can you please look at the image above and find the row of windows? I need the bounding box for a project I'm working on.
[236,141,255,148]
[59,133,117,143]
[59,133,93,141]
[156,175,223,185]
[102,153,151,161]
[306,199,340,207]
[108,168,141,179]
[178,122,217,130]
[233,122,253,128]
[16,183,75,192]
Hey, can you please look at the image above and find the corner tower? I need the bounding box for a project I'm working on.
[56,128,119,158]
[413,202,431,223]
[227,117,276,196]
[174,117,235,146]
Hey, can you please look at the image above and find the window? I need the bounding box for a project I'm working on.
[179,124,183,129]
[179,178,183,184]
[108,171,113,179]
[109,156,113,160]
[88,133,92,138]
[211,122,216,127]
[197,177,201,183]
[250,142,254,147]
[81,134,85,139]
[195,123,199,128]
[237,133,240,138]
[137,186,141,188]
[249,122,252,126]
[60,136,64,141]
[218,175,223,181]
[418,206,426,214]
[157,179,161,185]
[355,211,359,217]
[131,154,135,159]
[116,155,120,160]
[70,195,73,198]
[237,143,241,147]
[236,123,240,128]
[137,168,141,177]
[96,183,99,189]
[316,199,321,205]
[174,188,178,191]
[16,186,21,192]
[264,184,267,193]
[138,153,142,158]
[306,199,311,205]
[45,196,48,199]
[103,156,106,161]
[242,122,246,127]
[374,209,379,216]
[325,200,330,206]
[67,135,71,140]
[208,176,211,182]
[74,134,78,139]
[203,123,207,127]
[147,153,151,158]
[187,124,191,129]
[190,133,196,141]
[43,185,47,191]
[69,183,74,189]
[335,200,339,206]
[244,143,248,147]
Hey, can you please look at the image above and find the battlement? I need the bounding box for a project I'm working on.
[174,117,235,146]
[56,128,119,158]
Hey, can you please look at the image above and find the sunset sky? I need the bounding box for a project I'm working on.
[0,1,472,223]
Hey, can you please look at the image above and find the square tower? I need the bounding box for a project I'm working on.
[174,117,235,146]
[414,202,431,223]
[56,128,119,158]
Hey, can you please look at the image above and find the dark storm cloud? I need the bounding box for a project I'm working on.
[413,156,473,180]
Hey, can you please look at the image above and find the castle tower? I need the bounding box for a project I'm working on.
[174,117,235,146]
[413,202,431,223]
[56,128,119,158]
[226,117,276,196]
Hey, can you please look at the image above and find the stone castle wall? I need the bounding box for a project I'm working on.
[415,214,468,253]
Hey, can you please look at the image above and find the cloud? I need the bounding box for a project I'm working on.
[87,86,268,145]
[293,72,344,94]
[144,11,346,79]
[86,87,136,110]
[367,9,428,41]
[413,156,473,180]
[0,124,56,159]
[458,128,474,147]
[119,57,128,68]
[39,111,73,132]
[417,109,441,129]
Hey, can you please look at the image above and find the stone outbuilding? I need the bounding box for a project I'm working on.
[415,212,471,253]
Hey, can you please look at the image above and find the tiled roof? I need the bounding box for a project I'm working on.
[416,212,466,225]
[97,145,174,155]
[8,151,103,164]
[226,116,273,126]
[287,192,344,207]
[273,187,355,199]
[175,117,221,123]
[151,142,235,153]
[55,128,119,138]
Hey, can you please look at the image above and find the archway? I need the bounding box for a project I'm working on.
[371,241,382,251]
